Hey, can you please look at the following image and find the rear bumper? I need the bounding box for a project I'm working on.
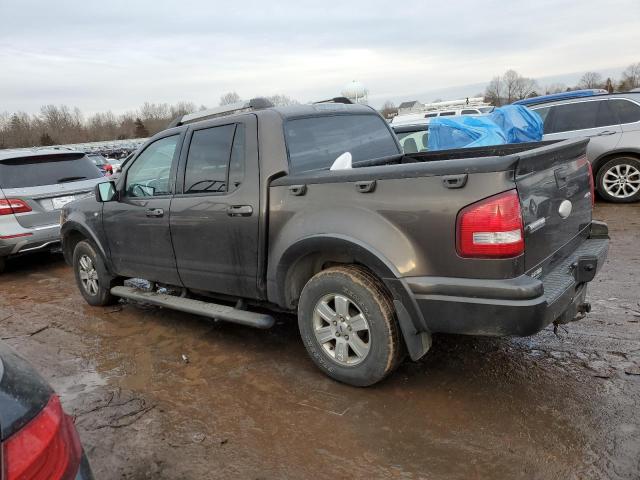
[405,234,609,337]
[0,223,60,257]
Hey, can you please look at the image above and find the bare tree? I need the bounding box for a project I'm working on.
[579,72,603,89]
[170,101,197,118]
[620,62,640,90]
[219,92,241,106]
[380,101,398,119]
[264,94,299,107]
[484,76,504,106]
[485,70,539,105]
[544,83,567,94]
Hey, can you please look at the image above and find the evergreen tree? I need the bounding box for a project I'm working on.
[134,118,149,138]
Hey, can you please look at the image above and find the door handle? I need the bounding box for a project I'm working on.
[145,208,164,218]
[227,205,253,217]
[596,130,617,136]
[288,184,307,196]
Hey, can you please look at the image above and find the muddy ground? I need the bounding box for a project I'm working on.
[0,202,639,480]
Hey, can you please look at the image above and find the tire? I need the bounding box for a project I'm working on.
[298,265,402,386]
[72,240,118,306]
[0,257,5,274]
[596,157,640,203]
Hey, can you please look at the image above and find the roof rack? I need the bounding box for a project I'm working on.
[513,89,608,106]
[167,97,274,128]
[313,97,354,105]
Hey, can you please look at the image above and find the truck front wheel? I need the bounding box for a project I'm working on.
[298,265,402,386]
[73,240,118,306]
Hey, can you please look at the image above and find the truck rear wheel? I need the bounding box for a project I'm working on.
[298,265,402,386]
[73,240,118,306]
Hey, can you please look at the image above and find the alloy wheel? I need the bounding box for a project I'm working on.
[78,254,99,296]
[602,163,640,199]
[312,294,371,366]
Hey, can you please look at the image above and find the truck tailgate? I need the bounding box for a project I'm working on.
[515,138,592,272]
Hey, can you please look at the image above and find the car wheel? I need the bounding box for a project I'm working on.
[298,265,402,386]
[596,157,640,203]
[0,257,5,274]
[73,240,117,306]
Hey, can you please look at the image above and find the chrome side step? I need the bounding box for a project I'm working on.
[110,286,275,329]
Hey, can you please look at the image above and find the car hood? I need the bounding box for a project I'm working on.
[0,342,52,440]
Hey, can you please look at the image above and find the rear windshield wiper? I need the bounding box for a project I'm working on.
[57,176,87,183]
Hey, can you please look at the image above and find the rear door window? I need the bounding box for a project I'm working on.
[183,123,245,194]
[461,109,479,115]
[0,154,102,188]
[284,114,399,173]
[609,99,640,124]
[547,100,616,133]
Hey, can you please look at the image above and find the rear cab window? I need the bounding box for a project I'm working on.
[284,114,400,173]
[0,154,102,188]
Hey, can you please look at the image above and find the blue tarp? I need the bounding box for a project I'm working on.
[427,115,507,151]
[427,105,543,151]
[488,105,543,143]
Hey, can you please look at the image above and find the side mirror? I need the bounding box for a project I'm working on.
[95,181,117,202]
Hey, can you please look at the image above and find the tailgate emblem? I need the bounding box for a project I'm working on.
[558,200,572,219]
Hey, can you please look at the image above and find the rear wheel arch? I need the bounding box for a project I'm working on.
[276,236,400,311]
[592,150,640,176]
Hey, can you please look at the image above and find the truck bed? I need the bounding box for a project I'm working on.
[268,138,592,301]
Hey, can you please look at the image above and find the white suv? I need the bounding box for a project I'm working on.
[530,93,640,203]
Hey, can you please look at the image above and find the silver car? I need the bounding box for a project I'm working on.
[0,149,104,273]
[530,92,640,202]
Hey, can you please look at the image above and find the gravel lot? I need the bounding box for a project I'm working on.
[0,202,638,479]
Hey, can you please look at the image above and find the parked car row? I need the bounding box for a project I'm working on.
[392,91,640,203]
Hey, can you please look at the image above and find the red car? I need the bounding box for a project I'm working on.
[87,154,113,176]
[0,342,94,479]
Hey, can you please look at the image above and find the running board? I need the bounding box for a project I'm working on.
[110,286,275,329]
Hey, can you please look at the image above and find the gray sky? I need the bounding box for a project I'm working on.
[2,0,639,114]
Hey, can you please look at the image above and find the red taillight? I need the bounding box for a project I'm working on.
[0,199,32,216]
[105,164,113,175]
[456,190,524,258]
[3,395,82,480]
[586,161,595,207]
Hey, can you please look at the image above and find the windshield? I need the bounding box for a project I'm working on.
[0,154,102,188]
[284,114,400,173]
[88,154,108,165]
[395,130,429,153]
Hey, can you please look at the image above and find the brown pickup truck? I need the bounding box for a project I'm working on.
[61,100,609,386]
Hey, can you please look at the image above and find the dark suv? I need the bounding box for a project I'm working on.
[527,92,640,202]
